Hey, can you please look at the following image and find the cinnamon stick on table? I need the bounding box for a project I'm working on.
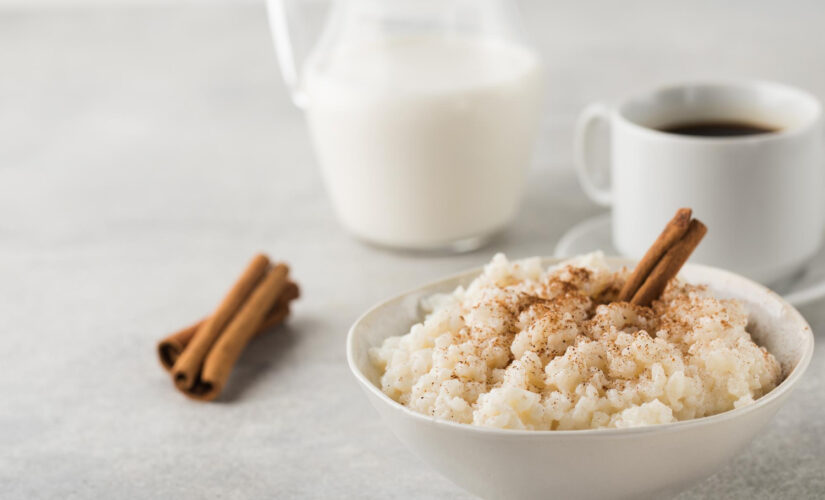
[163,254,299,401]
[619,208,708,307]
[190,264,290,400]
[157,281,299,371]
[172,254,271,390]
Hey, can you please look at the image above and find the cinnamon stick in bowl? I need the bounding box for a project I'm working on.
[617,208,692,302]
[630,219,707,306]
[618,208,708,307]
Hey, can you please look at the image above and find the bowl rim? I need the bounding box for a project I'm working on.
[346,256,815,438]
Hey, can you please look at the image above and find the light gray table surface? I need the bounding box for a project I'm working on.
[1,1,823,498]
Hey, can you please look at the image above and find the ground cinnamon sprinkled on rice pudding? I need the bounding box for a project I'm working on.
[369,253,781,430]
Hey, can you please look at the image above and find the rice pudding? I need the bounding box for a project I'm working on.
[369,253,781,430]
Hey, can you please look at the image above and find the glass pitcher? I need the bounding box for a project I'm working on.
[267,0,544,252]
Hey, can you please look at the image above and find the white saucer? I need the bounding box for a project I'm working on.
[555,213,825,307]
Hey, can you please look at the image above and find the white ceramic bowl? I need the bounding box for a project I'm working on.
[347,257,814,500]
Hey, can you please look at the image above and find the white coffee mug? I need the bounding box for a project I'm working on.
[575,80,824,284]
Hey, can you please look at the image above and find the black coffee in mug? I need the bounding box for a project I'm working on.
[660,121,777,137]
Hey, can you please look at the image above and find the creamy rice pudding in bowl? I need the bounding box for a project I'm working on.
[346,254,813,500]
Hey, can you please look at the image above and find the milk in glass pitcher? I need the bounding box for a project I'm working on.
[268,0,544,251]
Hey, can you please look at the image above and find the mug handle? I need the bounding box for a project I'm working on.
[574,103,613,206]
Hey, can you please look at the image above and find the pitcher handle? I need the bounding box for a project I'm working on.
[267,0,314,108]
